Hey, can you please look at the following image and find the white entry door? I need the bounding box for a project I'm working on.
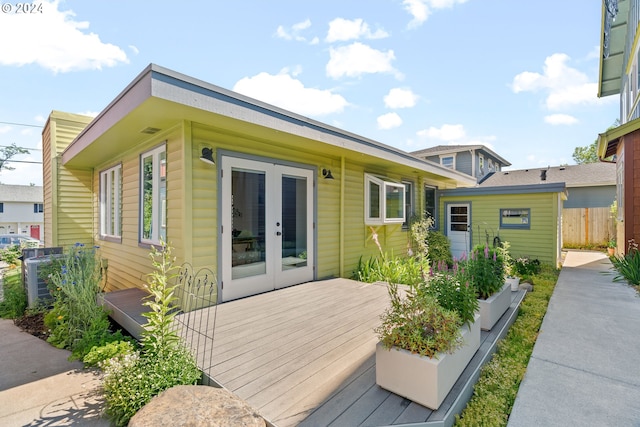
[221,156,314,301]
[447,203,471,260]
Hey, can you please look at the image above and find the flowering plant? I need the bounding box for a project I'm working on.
[419,262,478,327]
[462,244,505,299]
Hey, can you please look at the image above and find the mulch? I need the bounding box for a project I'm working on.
[14,311,50,340]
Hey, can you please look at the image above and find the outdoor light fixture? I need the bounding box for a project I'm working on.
[200,147,215,165]
[322,168,334,180]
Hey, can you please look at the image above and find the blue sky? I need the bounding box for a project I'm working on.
[0,0,619,185]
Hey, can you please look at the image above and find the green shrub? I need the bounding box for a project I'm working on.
[426,231,453,267]
[375,282,462,358]
[84,339,137,367]
[513,257,541,276]
[101,242,201,427]
[0,268,26,318]
[0,246,21,265]
[45,243,112,360]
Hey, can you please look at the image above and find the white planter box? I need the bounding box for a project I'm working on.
[375,313,480,410]
[506,277,520,291]
[478,283,511,331]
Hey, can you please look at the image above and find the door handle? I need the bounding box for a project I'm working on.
[276,231,282,236]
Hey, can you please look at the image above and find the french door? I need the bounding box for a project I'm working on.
[221,156,314,301]
[447,203,471,260]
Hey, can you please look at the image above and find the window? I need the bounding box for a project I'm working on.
[479,155,484,174]
[440,155,455,169]
[402,180,414,227]
[0,203,4,213]
[500,208,530,229]
[424,185,437,226]
[140,145,167,244]
[365,174,405,225]
[488,159,494,172]
[100,164,122,239]
[33,203,43,213]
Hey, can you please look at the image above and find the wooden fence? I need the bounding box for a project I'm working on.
[563,207,615,246]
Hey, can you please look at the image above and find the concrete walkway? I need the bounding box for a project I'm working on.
[508,250,640,427]
[0,319,110,426]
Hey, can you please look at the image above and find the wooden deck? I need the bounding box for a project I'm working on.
[103,278,525,427]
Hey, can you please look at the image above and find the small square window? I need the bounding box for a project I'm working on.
[500,208,530,229]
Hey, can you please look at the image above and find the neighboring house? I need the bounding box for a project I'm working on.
[0,184,44,239]
[597,0,640,254]
[42,64,475,304]
[411,145,511,181]
[438,183,567,266]
[478,163,616,248]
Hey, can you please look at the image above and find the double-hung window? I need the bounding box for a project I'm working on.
[100,164,122,239]
[365,174,405,225]
[140,144,167,245]
[33,203,44,213]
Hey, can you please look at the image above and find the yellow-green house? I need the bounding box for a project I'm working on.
[439,183,567,266]
[42,64,475,303]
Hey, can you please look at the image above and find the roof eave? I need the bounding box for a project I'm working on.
[598,0,629,98]
[61,64,476,187]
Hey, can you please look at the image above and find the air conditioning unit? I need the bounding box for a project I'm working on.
[24,256,61,308]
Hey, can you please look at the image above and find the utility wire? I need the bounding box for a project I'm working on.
[0,145,41,151]
[0,121,41,128]
[0,159,41,164]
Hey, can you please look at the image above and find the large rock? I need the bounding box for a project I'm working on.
[129,385,265,427]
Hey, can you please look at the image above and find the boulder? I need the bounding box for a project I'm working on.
[129,385,265,427]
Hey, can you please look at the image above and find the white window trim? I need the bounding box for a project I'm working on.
[402,180,414,227]
[439,154,456,170]
[364,174,406,225]
[100,164,122,239]
[140,144,166,245]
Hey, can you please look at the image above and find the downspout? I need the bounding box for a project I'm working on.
[339,155,345,277]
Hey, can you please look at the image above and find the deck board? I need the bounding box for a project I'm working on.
[104,278,525,427]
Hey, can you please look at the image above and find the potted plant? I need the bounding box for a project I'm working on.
[607,238,616,257]
[462,244,511,331]
[499,241,520,291]
[375,276,480,410]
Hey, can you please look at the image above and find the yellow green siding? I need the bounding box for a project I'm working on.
[42,112,94,247]
[47,112,458,294]
[439,192,561,265]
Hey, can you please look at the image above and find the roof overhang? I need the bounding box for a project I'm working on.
[597,116,640,160]
[62,64,476,188]
[439,182,568,200]
[598,0,630,97]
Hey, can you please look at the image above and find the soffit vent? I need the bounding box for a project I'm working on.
[140,127,161,135]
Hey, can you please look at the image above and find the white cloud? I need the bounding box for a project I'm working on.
[417,123,466,141]
[233,72,349,116]
[326,42,401,79]
[275,19,313,43]
[325,18,389,43]
[0,126,11,134]
[77,111,99,118]
[377,112,403,129]
[129,45,140,55]
[544,114,579,125]
[403,0,468,29]
[384,88,419,108]
[0,0,128,73]
[511,53,614,110]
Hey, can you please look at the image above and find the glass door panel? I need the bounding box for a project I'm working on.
[231,168,266,280]
[281,175,308,271]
